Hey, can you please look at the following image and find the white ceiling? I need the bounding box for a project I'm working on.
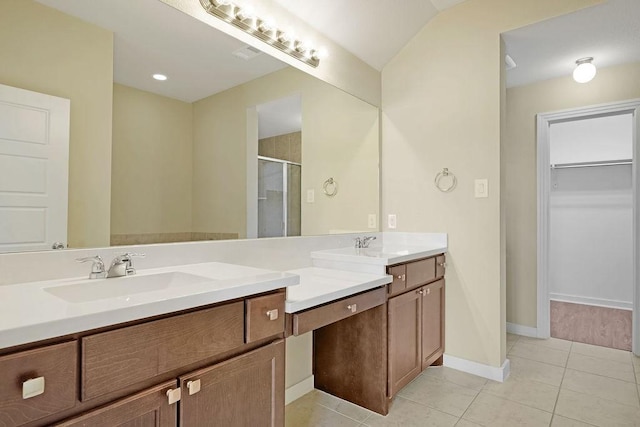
[257,95,302,139]
[268,0,468,70]
[503,0,640,88]
[36,0,287,102]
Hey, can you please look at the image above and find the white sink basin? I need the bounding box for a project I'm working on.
[45,272,211,303]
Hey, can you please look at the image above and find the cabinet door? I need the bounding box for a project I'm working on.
[54,380,177,427]
[179,340,284,427]
[421,279,445,370]
[387,289,422,397]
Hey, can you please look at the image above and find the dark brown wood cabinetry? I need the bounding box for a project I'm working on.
[0,290,286,427]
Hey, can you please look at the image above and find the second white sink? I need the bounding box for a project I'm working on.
[45,272,211,303]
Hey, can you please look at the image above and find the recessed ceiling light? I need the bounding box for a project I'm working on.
[152,74,168,81]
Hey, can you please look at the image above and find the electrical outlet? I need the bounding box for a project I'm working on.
[388,214,397,229]
[368,214,377,229]
[306,189,315,203]
[474,179,488,198]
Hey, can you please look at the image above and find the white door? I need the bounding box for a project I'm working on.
[0,83,70,253]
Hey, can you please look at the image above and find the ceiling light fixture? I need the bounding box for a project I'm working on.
[573,57,596,83]
[152,73,168,81]
[200,0,322,67]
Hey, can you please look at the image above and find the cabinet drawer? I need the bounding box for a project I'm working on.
[436,255,446,278]
[292,287,386,336]
[82,302,244,401]
[246,291,285,343]
[406,258,436,288]
[387,265,406,296]
[0,341,77,426]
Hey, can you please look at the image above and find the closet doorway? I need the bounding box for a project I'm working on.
[537,100,640,354]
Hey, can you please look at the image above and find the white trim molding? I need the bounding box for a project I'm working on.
[506,322,538,338]
[536,98,640,354]
[443,354,510,383]
[285,375,315,405]
[550,294,633,311]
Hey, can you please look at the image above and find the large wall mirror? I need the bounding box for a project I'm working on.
[0,0,379,253]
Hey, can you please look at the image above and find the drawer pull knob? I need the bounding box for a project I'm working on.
[22,376,45,399]
[266,309,279,321]
[166,387,181,405]
[396,274,406,281]
[187,379,201,395]
[427,288,431,295]
[347,304,357,313]
[438,262,447,268]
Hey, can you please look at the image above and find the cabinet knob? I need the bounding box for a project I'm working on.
[396,274,406,281]
[166,387,181,405]
[426,288,431,295]
[187,379,201,395]
[438,262,447,268]
[347,304,357,313]
[266,309,279,321]
[417,289,425,295]
[22,376,45,400]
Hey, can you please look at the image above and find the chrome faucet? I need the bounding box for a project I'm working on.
[76,255,107,279]
[354,236,377,249]
[107,253,145,278]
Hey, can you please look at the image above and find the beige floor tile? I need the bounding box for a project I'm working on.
[364,396,458,427]
[567,352,636,383]
[551,415,597,427]
[311,390,375,422]
[482,375,559,412]
[562,368,640,407]
[424,367,487,391]
[398,375,478,417]
[462,392,552,427]
[508,355,566,386]
[518,336,573,352]
[508,341,569,367]
[455,419,483,427]
[285,394,361,427]
[555,388,640,426]
[571,341,633,364]
[507,333,520,343]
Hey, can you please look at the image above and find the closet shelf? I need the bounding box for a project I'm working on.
[550,159,632,169]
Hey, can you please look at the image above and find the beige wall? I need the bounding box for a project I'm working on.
[111,84,193,236]
[381,0,601,367]
[506,62,640,327]
[192,67,379,238]
[0,0,114,248]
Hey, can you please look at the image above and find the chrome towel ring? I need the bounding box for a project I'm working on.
[434,168,457,193]
[323,177,338,196]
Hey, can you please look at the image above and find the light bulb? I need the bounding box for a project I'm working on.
[152,74,167,81]
[573,57,596,83]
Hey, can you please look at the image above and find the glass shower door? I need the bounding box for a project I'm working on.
[258,159,284,237]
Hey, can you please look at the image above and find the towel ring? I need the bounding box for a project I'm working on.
[323,177,338,197]
[434,168,457,193]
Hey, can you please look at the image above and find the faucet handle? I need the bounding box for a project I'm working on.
[111,252,145,276]
[76,256,106,279]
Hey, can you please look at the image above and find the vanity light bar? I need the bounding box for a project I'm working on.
[200,0,321,67]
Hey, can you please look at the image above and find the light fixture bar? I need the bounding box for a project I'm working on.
[200,0,320,67]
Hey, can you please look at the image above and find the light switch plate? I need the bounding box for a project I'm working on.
[306,189,315,203]
[388,214,397,229]
[475,179,488,198]
[368,214,377,229]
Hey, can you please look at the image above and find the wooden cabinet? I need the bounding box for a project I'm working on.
[179,339,284,427]
[421,279,445,369]
[53,380,177,427]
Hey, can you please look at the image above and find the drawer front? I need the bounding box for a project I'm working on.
[387,265,406,296]
[406,257,436,288]
[0,341,77,426]
[246,291,285,343]
[82,302,244,401]
[436,255,446,278]
[292,287,386,336]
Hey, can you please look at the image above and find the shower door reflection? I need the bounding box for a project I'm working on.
[258,158,301,238]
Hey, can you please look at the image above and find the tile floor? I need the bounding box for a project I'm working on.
[285,333,640,426]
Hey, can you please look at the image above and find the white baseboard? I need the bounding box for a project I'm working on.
[506,322,538,338]
[550,293,632,311]
[443,354,510,383]
[285,375,314,405]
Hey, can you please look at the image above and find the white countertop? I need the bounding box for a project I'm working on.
[285,267,391,313]
[0,262,298,349]
[312,245,447,266]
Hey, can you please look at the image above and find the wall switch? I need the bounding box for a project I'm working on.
[388,214,397,229]
[474,179,488,198]
[368,214,377,229]
[306,189,315,203]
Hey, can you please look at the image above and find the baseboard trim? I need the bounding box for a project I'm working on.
[285,375,314,405]
[550,293,632,311]
[506,322,538,338]
[443,354,510,383]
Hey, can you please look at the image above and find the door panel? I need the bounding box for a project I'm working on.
[388,289,422,397]
[422,279,445,369]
